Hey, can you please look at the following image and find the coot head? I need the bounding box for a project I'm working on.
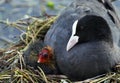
[67,15,113,51]
[38,46,54,64]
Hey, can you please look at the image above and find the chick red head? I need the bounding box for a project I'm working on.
[37,46,53,63]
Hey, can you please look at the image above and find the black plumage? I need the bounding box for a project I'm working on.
[44,0,120,81]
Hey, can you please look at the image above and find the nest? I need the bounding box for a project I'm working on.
[0,15,120,83]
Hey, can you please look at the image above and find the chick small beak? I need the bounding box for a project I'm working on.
[66,35,79,51]
[37,57,48,63]
[37,60,40,63]
[37,58,41,63]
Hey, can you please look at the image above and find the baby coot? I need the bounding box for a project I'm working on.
[44,0,120,81]
[23,40,58,74]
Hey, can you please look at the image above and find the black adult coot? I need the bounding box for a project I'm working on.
[44,0,120,81]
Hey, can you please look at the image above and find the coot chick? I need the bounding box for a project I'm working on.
[23,40,58,74]
[37,46,54,64]
[44,0,120,81]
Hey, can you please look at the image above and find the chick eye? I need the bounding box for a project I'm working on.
[43,53,48,58]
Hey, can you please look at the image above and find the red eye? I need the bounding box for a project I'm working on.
[42,53,48,58]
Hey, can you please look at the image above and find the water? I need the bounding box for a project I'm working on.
[113,0,120,18]
[0,0,119,21]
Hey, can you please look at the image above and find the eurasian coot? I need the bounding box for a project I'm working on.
[23,40,58,74]
[44,0,120,80]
